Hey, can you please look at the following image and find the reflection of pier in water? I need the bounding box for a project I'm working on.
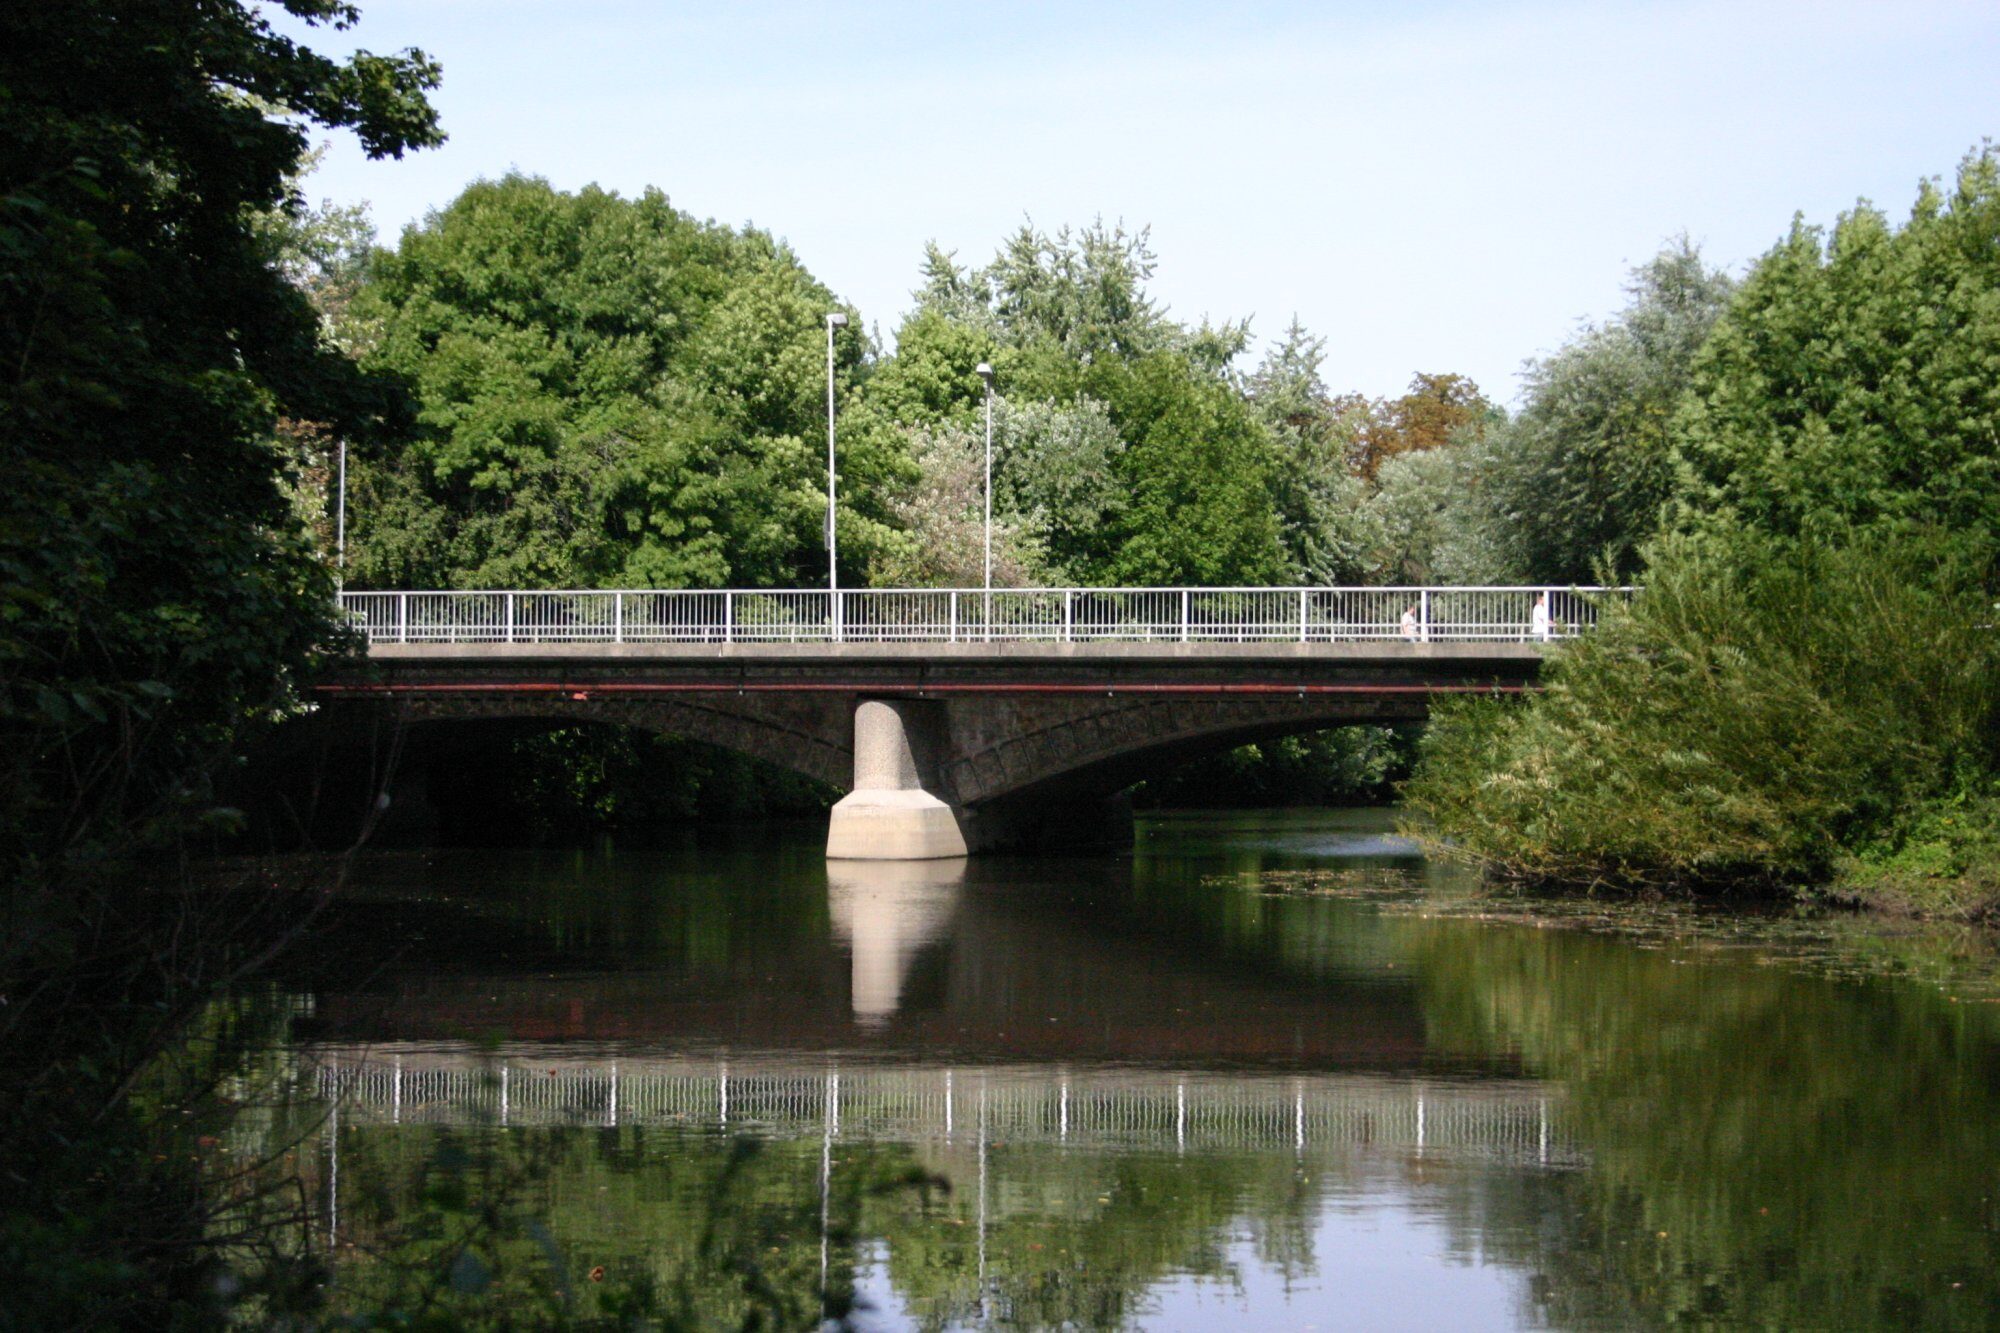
[309,857,1452,1070]
[310,1048,1582,1166]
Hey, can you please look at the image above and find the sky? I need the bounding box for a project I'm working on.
[287,0,2000,403]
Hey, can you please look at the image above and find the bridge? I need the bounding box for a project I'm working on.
[319,585,1627,857]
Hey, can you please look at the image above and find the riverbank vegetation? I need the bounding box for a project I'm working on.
[0,0,443,1320]
[1408,150,2000,917]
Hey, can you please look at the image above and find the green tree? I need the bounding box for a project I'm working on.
[1246,320,1375,583]
[1406,527,2000,905]
[346,174,895,590]
[987,395,1129,582]
[874,420,1049,587]
[1411,147,2000,911]
[1090,351,1287,585]
[1672,147,2000,549]
[1480,240,1735,583]
[0,0,441,1321]
[870,223,1282,587]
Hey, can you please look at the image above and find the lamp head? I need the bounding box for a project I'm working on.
[975,361,993,384]
[826,312,849,329]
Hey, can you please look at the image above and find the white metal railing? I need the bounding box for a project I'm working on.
[337,586,1634,647]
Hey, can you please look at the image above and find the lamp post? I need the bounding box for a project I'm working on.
[825,312,848,630]
[335,438,347,592]
[976,362,994,592]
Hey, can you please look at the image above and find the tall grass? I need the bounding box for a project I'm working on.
[1405,528,2000,910]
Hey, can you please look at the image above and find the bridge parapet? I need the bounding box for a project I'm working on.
[339,585,1631,647]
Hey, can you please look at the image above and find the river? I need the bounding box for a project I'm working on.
[242,809,2000,1329]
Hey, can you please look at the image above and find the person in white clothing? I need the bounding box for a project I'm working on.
[1400,604,1420,641]
[1529,592,1552,642]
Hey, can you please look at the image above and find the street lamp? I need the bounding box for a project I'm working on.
[335,438,347,592]
[825,312,848,607]
[976,362,994,592]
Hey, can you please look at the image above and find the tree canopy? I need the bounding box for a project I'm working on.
[1673,150,2000,550]
[342,174,897,589]
[1482,241,1735,583]
[1,0,441,877]
[1,1,443,1323]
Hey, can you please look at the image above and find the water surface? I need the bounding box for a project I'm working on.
[252,810,2000,1329]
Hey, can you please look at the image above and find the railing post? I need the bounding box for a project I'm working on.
[1419,589,1431,643]
[397,592,407,644]
[505,591,515,643]
[834,590,843,644]
[614,591,623,644]
[1063,589,1073,643]
[1180,589,1190,644]
[725,591,734,645]
[1299,589,1308,643]
[949,591,958,643]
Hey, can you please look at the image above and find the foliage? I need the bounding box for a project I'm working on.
[1131,729,1416,809]
[867,224,1284,586]
[874,420,1049,587]
[1345,371,1494,481]
[1245,321,1377,583]
[989,396,1128,583]
[1405,529,2000,904]
[1086,351,1286,585]
[1,0,437,881]
[1480,240,1736,583]
[344,174,898,590]
[0,0,441,1321]
[1411,150,2000,913]
[1835,786,2000,918]
[1359,447,1480,584]
[1672,146,2000,550]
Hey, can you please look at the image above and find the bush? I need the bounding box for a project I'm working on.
[1404,528,2000,910]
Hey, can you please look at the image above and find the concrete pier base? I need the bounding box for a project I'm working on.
[825,788,969,860]
[826,699,970,860]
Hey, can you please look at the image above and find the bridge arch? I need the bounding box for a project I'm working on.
[371,693,855,790]
[940,693,1429,809]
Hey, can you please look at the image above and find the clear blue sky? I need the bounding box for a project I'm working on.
[289,0,2000,402]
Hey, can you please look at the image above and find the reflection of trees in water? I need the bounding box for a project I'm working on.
[288,1114,1453,1328]
[280,1052,1571,1329]
[1400,915,2000,1330]
[281,831,2000,1327]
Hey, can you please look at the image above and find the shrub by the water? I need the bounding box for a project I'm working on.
[1404,529,2000,913]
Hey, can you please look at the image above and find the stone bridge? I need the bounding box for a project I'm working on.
[318,586,1621,856]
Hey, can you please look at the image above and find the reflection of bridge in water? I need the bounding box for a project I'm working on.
[311,1048,1582,1167]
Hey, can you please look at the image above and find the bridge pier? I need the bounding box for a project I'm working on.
[826,699,970,860]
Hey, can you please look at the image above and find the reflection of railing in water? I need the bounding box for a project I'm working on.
[310,1051,1582,1165]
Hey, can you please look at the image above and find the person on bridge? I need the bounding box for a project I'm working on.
[1530,592,1552,642]
[1400,604,1420,641]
